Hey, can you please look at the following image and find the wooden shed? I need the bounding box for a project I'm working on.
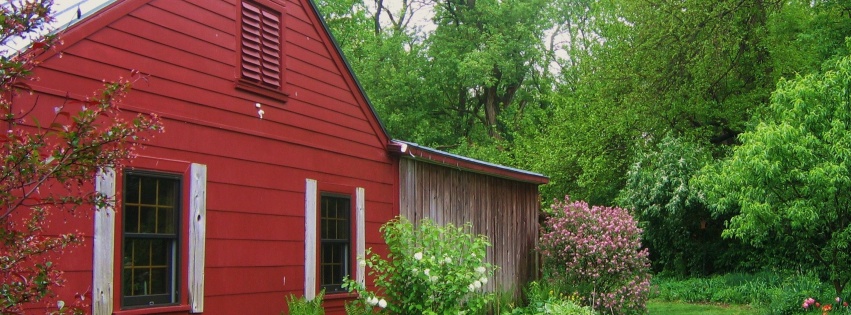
[390,141,548,297]
[10,0,547,314]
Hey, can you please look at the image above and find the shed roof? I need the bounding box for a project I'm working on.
[389,140,549,185]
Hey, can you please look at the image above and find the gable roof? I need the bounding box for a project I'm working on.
[29,0,548,186]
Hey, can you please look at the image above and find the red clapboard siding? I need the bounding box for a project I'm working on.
[205,239,304,267]
[288,71,359,105]
[88,28,233,75]
[17,0,403,314]
[206,211,304,241]
[142,121,393,178]
[183,0,234,20]
[288,57,350,90]
[148,0,235,34]
[204,292,287,314]
[109,16,234,62]
[287,43,340,73]
[203,266,297,296]
[130,4,235,49]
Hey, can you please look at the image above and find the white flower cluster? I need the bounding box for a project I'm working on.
[468,266,489,292]
[365,296,387,308]
[423,268,438,282]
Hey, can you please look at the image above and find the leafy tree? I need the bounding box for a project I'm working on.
[0,1,161,312]
[617,134,751,275]
[533,0,851,205]
[696,47,851,295]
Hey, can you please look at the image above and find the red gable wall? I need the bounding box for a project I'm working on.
[19,0,397,314]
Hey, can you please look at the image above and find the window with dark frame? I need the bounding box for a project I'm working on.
[320,194,351,293]
[241,0,281,89]
[121,172,180,308]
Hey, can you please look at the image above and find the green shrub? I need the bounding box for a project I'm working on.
[651,271,847,314]
[502,281,597,315]
[763,272,831,315]
[285,289,324,315]
[344,217,494,315]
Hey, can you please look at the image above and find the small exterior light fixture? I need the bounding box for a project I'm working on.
[255,102,264,119]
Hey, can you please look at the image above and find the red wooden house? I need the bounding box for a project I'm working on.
[15,0,548,314]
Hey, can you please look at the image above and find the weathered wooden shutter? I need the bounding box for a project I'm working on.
[93,168,116,315]
[188,163,207,313]
[355,187,365,285]
[304,179,318,300]
[241,1,281,88]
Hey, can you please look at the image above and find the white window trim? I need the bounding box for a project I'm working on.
[92,164,207,314]
[304,180,365,298]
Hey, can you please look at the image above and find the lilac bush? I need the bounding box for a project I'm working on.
[539,196,651,314]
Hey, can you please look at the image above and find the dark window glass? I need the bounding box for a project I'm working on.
[122,172,180,308]
[320,194,351,293]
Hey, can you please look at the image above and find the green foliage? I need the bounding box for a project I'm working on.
[344,299,371,315]
[343,217,494,315]
[696,46,851,295]
[499,281,597,315]
[285,290,325,315]
[318,0,851,209]
[651,271,850,315]
[618,134,749,275]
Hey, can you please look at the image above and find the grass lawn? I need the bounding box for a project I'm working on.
[647,300,760,315]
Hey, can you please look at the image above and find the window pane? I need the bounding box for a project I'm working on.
[124,205,139,233]
[139,177,158,205]
[320,194,351,291]
[158,179,176,206]
[126,176,140,203]
[150,267,168,294]
[131,238,151,267]
[122,172,180,307]
[157,208,175,234]
[122,268,134,296]
[138,206,157,234]
[150,239,168,265]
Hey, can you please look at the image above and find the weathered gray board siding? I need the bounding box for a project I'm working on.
[399,158,540,296]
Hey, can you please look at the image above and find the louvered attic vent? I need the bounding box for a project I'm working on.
[241,1,281,89]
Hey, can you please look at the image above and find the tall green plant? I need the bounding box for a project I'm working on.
[285,290,325,315]
[344,217,494,315]
[696,46,851,296]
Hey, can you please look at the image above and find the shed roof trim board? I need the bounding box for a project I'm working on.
[389,140,549,185]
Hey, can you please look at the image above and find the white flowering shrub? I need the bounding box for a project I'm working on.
[343,217,494,314]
